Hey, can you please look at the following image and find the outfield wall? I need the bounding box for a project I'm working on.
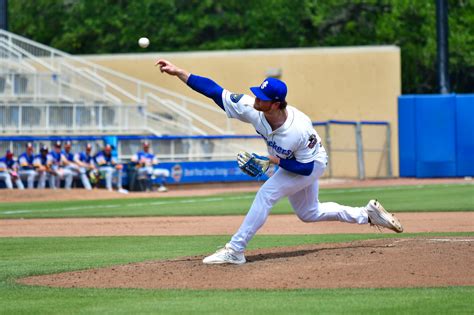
[398,94,474,178]
[83,46,401,177]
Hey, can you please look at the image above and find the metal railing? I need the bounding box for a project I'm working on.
[0,120,392,179]
[0,103,146,134]
[0,29,231,135]
[317,120,392,179]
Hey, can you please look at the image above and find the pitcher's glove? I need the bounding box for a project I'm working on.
[237,151,270,177]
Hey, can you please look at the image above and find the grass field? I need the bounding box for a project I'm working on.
[1,233,473,315]
[1,183,473,314]
[0,183,473,219]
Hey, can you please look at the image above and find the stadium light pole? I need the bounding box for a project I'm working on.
[436,0,450,94]
[0,0,7,31]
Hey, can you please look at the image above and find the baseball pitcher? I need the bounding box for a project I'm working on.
[157,59,403,265]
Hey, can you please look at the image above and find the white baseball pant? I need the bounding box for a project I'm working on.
[0,172,13,189]
[137,167,170,180]
[66,165,92,190]
[229,160,369,252]
[49,167,74,189]
[19,169,37,189]
[99,166,123,191]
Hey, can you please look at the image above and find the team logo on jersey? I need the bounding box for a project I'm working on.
[261,81,268,89]
[230,94,244,103]
[307,134,318,149]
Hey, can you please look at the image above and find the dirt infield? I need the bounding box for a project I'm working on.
[0,177,471,203]
[5,177,474,289]
[19,237,474,289]
[2,212,474,237]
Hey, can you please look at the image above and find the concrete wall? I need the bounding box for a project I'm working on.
[84,46,401,177]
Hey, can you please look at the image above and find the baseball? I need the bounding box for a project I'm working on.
[138,37,150,48]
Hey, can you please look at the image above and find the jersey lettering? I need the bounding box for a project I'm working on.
[267,140,292,156]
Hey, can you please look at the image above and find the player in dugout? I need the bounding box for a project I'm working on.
[131,141,170,192]
[156,59,404,265]
[18,142,37,189]
[0,150,24,189]
[49,141,74,189]
[94,144,128,193]
[73,143,96,190]
[33,144,52,189]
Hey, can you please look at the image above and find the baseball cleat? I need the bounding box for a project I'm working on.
[203,243,246,265]
[157,185,168,192]
[366,199,403,233]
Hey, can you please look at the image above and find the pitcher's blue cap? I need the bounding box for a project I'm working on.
[250,77,287,102]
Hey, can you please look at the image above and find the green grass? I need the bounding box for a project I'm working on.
[1,233,473,315]
[0,184,473,313]
[0,183,473,219]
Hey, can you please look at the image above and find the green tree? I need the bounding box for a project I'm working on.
[8,0,474,93]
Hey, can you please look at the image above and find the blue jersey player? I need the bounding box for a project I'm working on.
[0,150,24,189]
[33,145,52,189]
[73,143,95,190]
[49,141,74,189]
[18,143,37,189]
[94,144,127,193]
[131,141,169,192]
[157,59,403,265]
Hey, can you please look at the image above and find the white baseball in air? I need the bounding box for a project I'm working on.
[138,37,150,48]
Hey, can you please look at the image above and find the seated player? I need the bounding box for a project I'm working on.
[73,143,96,190]
[18,142,37,189]
[94,144,127,193]
[131,141,170,192]
[33,145,52,189]
[0,150,24,189]
[49,141,74,189]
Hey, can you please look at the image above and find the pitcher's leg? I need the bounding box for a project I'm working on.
[229,168,315,252]
[289,182,368,224]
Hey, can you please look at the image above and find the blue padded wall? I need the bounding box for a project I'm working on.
[415,95,456,177]
[456,94,474,176]
[398,96,416,177]
[398,94,474,178]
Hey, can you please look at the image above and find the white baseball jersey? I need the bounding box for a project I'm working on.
[221,90,327,165]
[218,89,368,253]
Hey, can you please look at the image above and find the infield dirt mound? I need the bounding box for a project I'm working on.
[19,237,474,289]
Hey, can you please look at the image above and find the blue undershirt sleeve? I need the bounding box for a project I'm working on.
[278,158,314,176]
[187,74,224,110]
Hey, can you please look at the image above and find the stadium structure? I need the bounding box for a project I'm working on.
[0,29,267,163]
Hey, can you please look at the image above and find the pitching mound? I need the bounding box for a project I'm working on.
[19,237,473,289]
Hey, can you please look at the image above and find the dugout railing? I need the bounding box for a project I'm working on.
[0,120,392,179]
